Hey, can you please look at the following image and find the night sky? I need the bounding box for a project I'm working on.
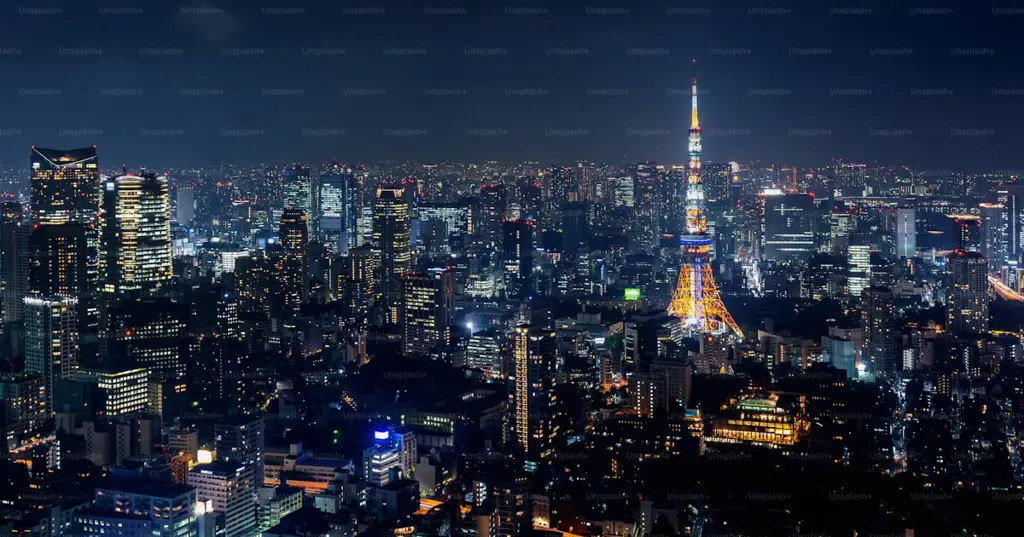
[1,0,1021,169]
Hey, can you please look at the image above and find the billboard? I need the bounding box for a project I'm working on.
[624,288,641,300]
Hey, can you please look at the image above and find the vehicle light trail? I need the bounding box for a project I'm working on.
[989,276,1024,302]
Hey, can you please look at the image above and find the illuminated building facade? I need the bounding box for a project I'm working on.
[282,164,315,237]
[761,191,815,263]
[372,186,411,316]
[319,167,358,253]
[30,147,101,336]
[979,202,1005,268]
[104,298,187,382]
[501,219,534,299]
[188,461,257,537]
[478,184,506,250]
[0,372,47,451]
[401,269,453,357]
[946,251,989,336]
[847,245,871,297]
[30,146,99,226]
[101,173,173,299]
[896,207,916,259]
[667,62,742,338]
[861,287,896,375]
[73,367,150,417]
[631,162,659,253]
[466,328,503,379]
[950,214,981,252]
[93,480,198,537]
[0,201,29,329]
[276,209,309,318]
[512,324,555,458]
[24,296,78,414]
[707,393,808,448]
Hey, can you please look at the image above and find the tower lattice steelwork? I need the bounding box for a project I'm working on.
[667,61,743,338]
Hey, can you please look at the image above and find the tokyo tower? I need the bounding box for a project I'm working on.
[667,60,743,338]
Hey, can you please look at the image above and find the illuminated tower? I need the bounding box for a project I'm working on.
[667,61,742,338]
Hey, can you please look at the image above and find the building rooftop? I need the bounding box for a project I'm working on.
[96,478,195,499]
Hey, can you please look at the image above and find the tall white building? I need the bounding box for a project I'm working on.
[24,296,77,413]
[896,208,916,259]
[188,461,257,537]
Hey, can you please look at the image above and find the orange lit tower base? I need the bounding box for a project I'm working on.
[667,60,742,339]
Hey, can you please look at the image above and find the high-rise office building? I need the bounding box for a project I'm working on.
[372,186,411,313]
[478,184,506,249]
[950,215,981,252]
[277,209,309,317]
[189,461,256,537]
[979,203,1005,269]
[895,207,916,259]
[103,298,187,382]
[560,202,589,256]
[0,373,47,451]
[176,186,195,226]
[282,164,316,237]
[0,202,29,330]
[848,245,871,297]
[999,185,1024,263]
[702,162,732,204]
[401,269,453,357]
[761,192,815,263]
[861,287,896,375]
[631,163,659,253]
[466,328,503,379]
[93,480,198,537]
[512,324,555,459]
[215,414,266,485]
[24,296,78,413]
[319,168,358,253]
[946,251,989,336]
[502,219,535,299]
[30,146,100,226]
[101,173,173,299]
[30,146,101,339]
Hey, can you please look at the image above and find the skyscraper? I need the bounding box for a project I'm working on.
[401,269,453,357]
[277,209,309,318]
[0,202,29,331]
[513,324,555,458]
[950,215,981,252]
[667,61,742,337]
[319,167,358,253]
[631,162,659,253]
[24,296,78,413]
[979,203,1005,269]
[999,185,1024,263]
[372,186,411,314]
[282,164,315,237]
[30,146,101,337]
[761,192,815,263]
[101,173,173,299]
[30,146,99,226]
[895,207,916,259]
[946,251,989,336]
[861,287,896,375]
[478,184,506,249]
[502,219,535,299]
[176,186,195,226]
[848,244,871,298]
